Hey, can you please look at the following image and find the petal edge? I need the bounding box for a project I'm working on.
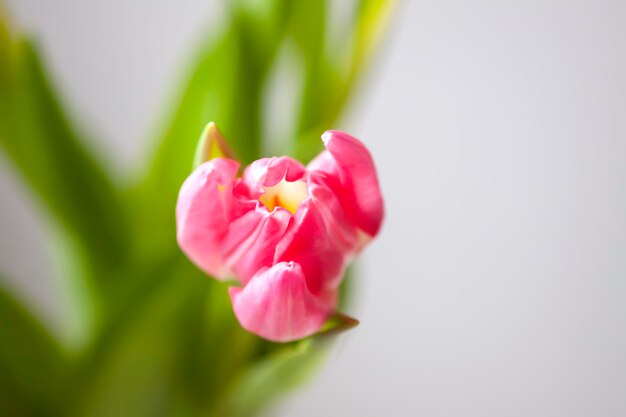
[229,262,333,342]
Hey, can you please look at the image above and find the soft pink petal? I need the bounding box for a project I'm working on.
[222,204,292,284]
[310,131,384,237]
[307,150,338,177]
[176,158,239,279]
[275,185,357,295]
[229,262,334,342]
[239,156,307,198]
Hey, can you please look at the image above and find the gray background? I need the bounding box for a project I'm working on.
[2,1,626,416]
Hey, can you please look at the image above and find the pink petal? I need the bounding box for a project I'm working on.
[229,262,335,342]
[307,150,338,177]
[238,156,307,198]
[310,131,384,237]
[222,204,292,284]
[275,185,358,295]
[176,158,239,279]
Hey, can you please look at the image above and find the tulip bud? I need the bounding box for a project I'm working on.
[177,129,383,342]
[193,121,236,169]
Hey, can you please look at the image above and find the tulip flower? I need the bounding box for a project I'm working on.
[176,123,384,342]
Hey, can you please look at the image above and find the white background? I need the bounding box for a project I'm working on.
[2,1,626,416]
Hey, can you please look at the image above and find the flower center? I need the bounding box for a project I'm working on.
[259,179,307,214]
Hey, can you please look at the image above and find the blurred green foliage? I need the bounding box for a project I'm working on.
[0,1,394,415]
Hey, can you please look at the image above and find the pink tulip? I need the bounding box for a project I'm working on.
[176,127,383,342]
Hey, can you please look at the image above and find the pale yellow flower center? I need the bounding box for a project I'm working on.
[259,179,307,214]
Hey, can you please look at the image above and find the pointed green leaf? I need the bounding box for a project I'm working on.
[192,122,236,170]
[0,15,130,300]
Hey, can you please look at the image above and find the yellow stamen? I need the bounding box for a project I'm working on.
[259,179,307,214]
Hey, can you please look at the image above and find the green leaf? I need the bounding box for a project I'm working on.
[67,257,201,416]
[217,299,359,417]
[294,0,397,162]
[223,339,328,417]
[192,122,237,170]
[0,283,68,416]
[0,19,130,300]
[71,258,264,417]
[131,1,293,262]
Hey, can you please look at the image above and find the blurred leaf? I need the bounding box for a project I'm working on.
[351,0,397,73]
[0,283,68,416]
[68,258,201,416]
[219,301,359,417]
[130,2,292,262]
[223,339,328,417]
[172,279,261,414]
[0,18,130,303]
[287,0,332,162]
[290,0,326,57]
[294,0,397,162]
[72,259,263,417]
